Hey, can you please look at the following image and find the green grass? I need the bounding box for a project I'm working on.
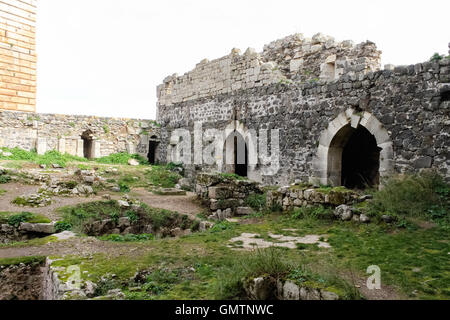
[0,236,58,248]
[0,256,46,267]
[0,211,51,226]
[291,205,334,220]
[328,223,450,299]
[48,210,449,300]
[146,166,181,188]
[0,147,87,167]
[57,200,196,235]
[96,152,148,165]
[368,171,449,226]
[245,193,267,212]
[0,189,7,196]
[219,173,247,181]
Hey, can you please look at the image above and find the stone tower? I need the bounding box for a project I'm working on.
[0,0,37,112]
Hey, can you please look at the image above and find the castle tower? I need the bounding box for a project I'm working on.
[0,0,37,112]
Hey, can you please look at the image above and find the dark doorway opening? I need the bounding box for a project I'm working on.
[81,130,94,159]
[148,136,159,165]
[234,134,248,177]
[341,126,381,189]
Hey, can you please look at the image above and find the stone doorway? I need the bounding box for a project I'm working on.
[313,109,394,189]
[148,136,160,165]
[81,130,94,159]
[340,125,381,189]
[224,131,248,178]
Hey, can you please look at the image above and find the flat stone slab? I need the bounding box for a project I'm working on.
[229,232,331,250]
[53,231,77,240]
[155,188,187,196]
[19,222,55,234]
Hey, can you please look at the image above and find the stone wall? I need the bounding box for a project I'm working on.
[0,110,160,159]
[195,173,262,219]
[267,185,359,212]
[157,33,381,109]
[157,34,450,186]
[0,0,37,112]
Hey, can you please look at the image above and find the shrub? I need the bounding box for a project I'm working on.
[0,175,11,184]
[118,181,130,193]
[245,193,267,212]
[210,221,233,233]
[58,200,121,232]
[7,212,33,227]
[54,221,72,232]
[430,53,444,62]
[215,248,292,299]
[190,220,200,232]
[126,210,139,224]
[109,211,120,223]
[369,171,449,223]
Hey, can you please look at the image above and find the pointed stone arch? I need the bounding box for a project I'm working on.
[312,108,394,188]
[221,121,258,180]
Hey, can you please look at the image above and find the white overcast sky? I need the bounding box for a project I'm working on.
[36,0,449,120]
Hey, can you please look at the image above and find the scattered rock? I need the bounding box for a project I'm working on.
[128,159,139,166]
[236,207,254,216]
[244,276,277,300]
[381,215,395,223]
[334,205,353,221]
[360,214,371,223]
[53,231,76,240]
[117,200,130,208]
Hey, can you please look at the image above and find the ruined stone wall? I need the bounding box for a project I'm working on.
[157,33,381,110]
[0,110,160,158]
[158,56,450,186]
[0,0,37,112]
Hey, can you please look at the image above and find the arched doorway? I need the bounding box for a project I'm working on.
[81,130,94,159]
[224,131,248,177]
[148,136,160,165]
[331,125,381,189]
[313,109,394,189]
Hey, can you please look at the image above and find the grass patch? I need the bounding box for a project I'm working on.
[368,171,449,226]
[0,211,51,226]
[245,193,267,212]
[0,256,46,267]
[46,212,449,300]
[57,200,196,235]
[219,173,247,181]
[291,205,334,220]
[0,236,58,248]
[96,152,148,165]
[146,166,181,188]
[0,147,87,168]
